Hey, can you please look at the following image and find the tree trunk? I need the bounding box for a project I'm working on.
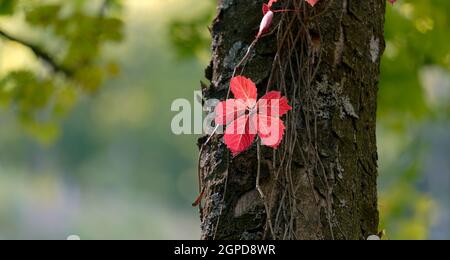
[199,0,385,240]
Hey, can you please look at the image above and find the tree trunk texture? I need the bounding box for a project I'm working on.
[199,0,385,240]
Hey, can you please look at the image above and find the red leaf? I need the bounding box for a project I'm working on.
[262,3,270,15]
[224,115,256,156]
[267,0,279,8]
[252,114,286,148]
[221,77,293,155]
[231,76,257,108]
[257,91,292,118]
[305,0,319,7]
[388,0,397,4]
[214,99,247,126]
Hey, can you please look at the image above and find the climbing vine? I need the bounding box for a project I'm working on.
[198,0,396,239]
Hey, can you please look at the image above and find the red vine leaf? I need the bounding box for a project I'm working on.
[252,114,286,148]
[305,0,319,7]
[263,0,278,15]
[215,76,293,156]
[224,115,256,156]
[262,3,271,15]
[267,0,279,8]
[214,99,247,126]
[230,76,257,108]
[258,91,292,117]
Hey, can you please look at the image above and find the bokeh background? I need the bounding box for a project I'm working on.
[0,0,448,240]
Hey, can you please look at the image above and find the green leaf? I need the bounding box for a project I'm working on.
[0,0,17,16]
[25,4,62,27]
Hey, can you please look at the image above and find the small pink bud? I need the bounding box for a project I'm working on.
[257,10,273,38]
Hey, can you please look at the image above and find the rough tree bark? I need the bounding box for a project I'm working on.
[199,0,385,240]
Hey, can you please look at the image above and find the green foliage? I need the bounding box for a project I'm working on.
[169,11,213,59]
[0,0,16,15]
[0,70,77,143]
[168,0,214,59]
[25,4,61,26]
[379,0,450,239]
[0,0,124,143]
[380,0,450,119]
[380,185,435,240]
[1,70,53,112]
[1,0,202,240]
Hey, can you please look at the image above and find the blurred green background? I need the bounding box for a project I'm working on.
[0,0,448,240]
